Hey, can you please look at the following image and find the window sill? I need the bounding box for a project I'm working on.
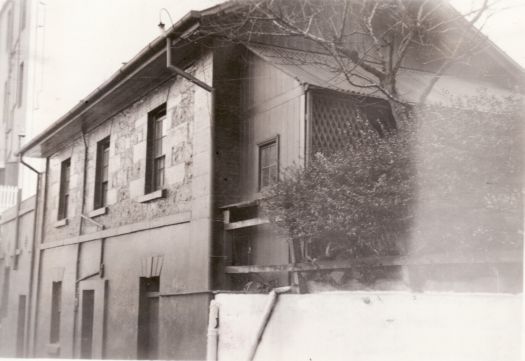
[54,218,68,228]
[46,343,60,356]
[89,206,107,218]
[137,189,166,203]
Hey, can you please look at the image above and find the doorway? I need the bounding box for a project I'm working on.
[80,289,95,358]
[16,295,26,357]
[137,276,160,359]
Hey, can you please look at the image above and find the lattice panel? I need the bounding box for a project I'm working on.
[311,93,394,156]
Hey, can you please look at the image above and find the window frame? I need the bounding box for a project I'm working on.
[145,104,167,195]
[19,0,27,31]
[6,8,13,50]
[58,158,71,220]
[258,135,280,190]
[17,62,24,107]
[94,136,110,210]
[3,81,9,125]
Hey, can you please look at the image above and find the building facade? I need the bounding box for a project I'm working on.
[0,1,523,359]
[0,0,41,191]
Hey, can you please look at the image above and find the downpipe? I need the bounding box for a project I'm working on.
[72,129,89,356]
[18,154,41,357]
[246,286,291,361]
[206,299,219,361]
[162,28,218,351]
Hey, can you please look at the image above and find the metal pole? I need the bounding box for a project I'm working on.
[206,299,219,361]
[245,286,291,361]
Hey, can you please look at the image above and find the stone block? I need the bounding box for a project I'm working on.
[106,188,118,206]
[192,174,210,199]
[133,141,146,163]
[135,115,147,128]
[192,152,211,178]
[129,178,145,199]
[165,163,186,185]
[109,154,121,175]
[171,123,189,144]
[70,174,80,189]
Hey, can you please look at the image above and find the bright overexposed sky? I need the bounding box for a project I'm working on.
[30,0,223,133]
[1,0,524,132]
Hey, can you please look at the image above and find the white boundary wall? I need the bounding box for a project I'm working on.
[214,292,521,361]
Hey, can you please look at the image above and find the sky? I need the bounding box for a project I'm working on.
[2,0,524,133]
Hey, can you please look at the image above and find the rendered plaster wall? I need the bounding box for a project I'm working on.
[34,221,209,359]
[214,292,521,361]
[34,244,77,358]
[101,223,208,360]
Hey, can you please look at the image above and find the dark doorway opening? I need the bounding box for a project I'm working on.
[50,281,62,344]
[137,276,160,359]
[16,295,26,357]
[80,290,95,358]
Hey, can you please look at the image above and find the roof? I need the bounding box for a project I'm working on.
[247,44,520,107]
[18,0,524,157]
[18,2,239,158]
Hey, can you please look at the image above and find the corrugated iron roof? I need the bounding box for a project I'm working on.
[247,44,519,107]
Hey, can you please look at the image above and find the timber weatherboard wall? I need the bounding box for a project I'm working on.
[217,48,308,289]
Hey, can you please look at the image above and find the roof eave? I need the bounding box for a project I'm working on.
[18,9,210,158]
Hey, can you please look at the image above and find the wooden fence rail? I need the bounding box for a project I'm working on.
[224,250,522,274]
[0,185,18,214]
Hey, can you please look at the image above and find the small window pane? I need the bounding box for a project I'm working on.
[95,137,110,209]
[154,140,163,158]
[103,147,109,165]
[261,168,270,188]
[154,156,165,190]
[101,183,108,207]
[259,139,278,189]
[58,159,71,219]
[269,165,278,183]
[147,105,166,193]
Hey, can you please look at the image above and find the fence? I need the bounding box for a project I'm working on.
[0,185,18,214]
[212,291,521,361]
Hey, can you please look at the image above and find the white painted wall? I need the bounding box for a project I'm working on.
[214,292,521,361]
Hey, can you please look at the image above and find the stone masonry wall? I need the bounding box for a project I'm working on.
[42,59,211,241]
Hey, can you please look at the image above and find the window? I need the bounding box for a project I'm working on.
[0,268,10,318]
[145,105,166,194]
[94,137,110,209]
[58,158,71,220]
[3,81,9,125]
[19,0,27,30]
[17,62,24,107]
[6,8,13,50]
[258,137,279,189]
[50,281,62,343]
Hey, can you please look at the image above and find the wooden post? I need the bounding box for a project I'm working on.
[289,239,307,293]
